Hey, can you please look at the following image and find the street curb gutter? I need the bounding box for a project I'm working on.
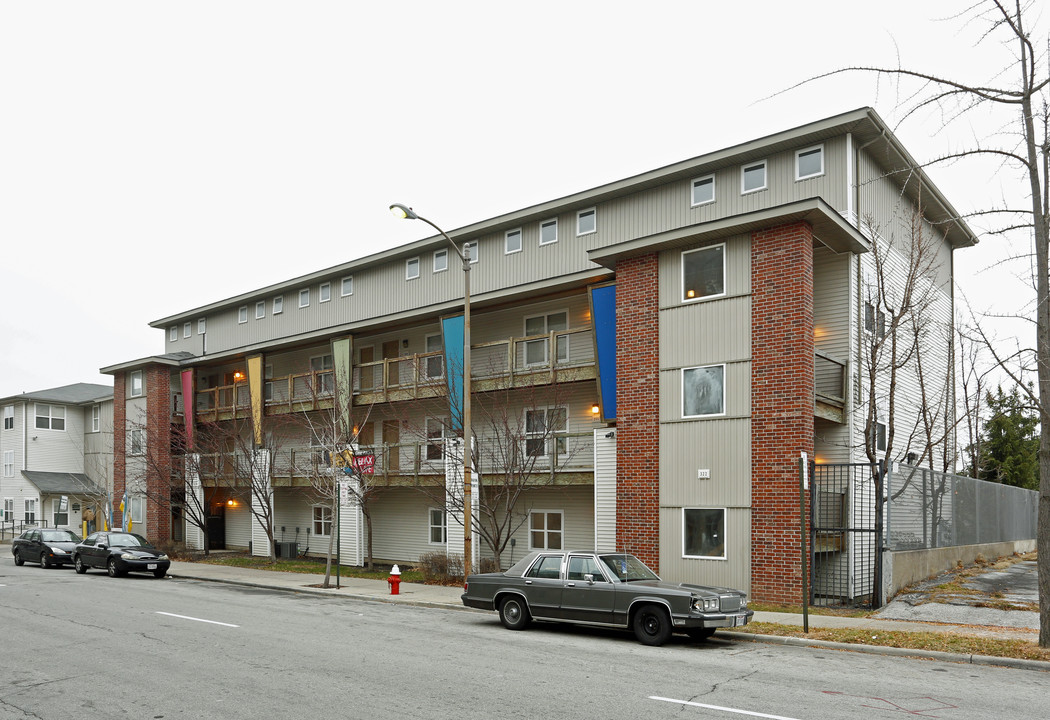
[720,632,1050,673]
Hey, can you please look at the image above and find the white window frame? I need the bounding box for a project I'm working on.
[131,496,144,525]
[238,305,248,324]
[183,322,191,339]
[313,504,333,536]
[53,498,69,527]
[741,159,767,194]
[681,243,727,302]
[428,507,447,545]
[2,450,13,478]
[433,249,448,273]
[310,354,335,395]
[91,404,100,433]
[3,405,13,430]
[425,417,447,462]
[341,276,354,297]
[273,295,284,314]
[681,364,727,419]
[35,404,66,431]
[299,288,310,308]
[528,510,564,551]
[691,174,716,207]
[539,218,558,246]
[319,282,331,303]
[198,318,206,334]
[264,363,274,402]
[463,242,479,264]
[505,228,522,255]
[24,498,37,525]
[130,429,144,455]
[255,301,265,319]
[795,144,824,181]
[524,406,568,459]
[682,507,727,560]
[130,370,143,398]
[524,311,569,366]
[169,326,177,342]
[576,207,596,236]
[425,333,444,380]
[2,498,12,521]
[406,257,420,280]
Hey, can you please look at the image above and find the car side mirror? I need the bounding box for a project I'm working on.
[98,543,108,550]
[584,573,595,584]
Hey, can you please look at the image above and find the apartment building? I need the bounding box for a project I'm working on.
[101,108,977,602]
[0,384,113,535]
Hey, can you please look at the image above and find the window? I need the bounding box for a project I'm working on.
[525,554,563,578]
[238,305,248,324]
[341,276,354,297]
[741,160,767,194]
[682,365,726,418]
[24,498,37,525]
[53,498,68,527]
[183,322,191,339]
[567,555,607,582]
[429,508,447,544]
[320,283,331,302]
[464,242,479,264]
[169,326,177,342]
[875,422,887,452]
[35,404,65,430]
[131,496,144,526]
[2,450,13,477]
[864,302,887,339]
[877,309,887,340]
[313,505,333,536]
[529,511,563,550]
[406,257,420,279]
[505,228,522,254]
[273,295,284,314]
[682,244,725,301]
[130,429,144,455]
[311,354,334,394]
[426,418,446,461]
[264,364,274,402]
[299,288,310,308]
[540,219,558,245]
[198,318,206,334]
[524,311,569,365]
[525,407,567,458]
[691,174,715,206]
[91,404,100,433]
[425,334,443,380]
[795,145,824,180]
[130,371,143,397]
[3,498,12,521]
[255,301,265,319]
[683,508,726,559]
[576,208,596,236]
[427,248,446,274]
[3,406,12,430]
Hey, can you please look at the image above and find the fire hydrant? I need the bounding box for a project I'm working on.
[387,564,401,595]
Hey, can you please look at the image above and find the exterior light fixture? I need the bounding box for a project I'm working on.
[591,403,601,416]
[227,499,236,507]
[234,371,245,382]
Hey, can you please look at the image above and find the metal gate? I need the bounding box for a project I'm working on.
[810,462,883,609]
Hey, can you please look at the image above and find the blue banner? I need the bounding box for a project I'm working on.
[441,315,465,432]
[590,284,617,420]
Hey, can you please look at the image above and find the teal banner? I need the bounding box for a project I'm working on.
[441,315,465,432]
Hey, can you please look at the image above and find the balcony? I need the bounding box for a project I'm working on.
[191,326,596,422]
[815,350,848,423]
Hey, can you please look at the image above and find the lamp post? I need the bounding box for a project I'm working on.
[389,203,473,579]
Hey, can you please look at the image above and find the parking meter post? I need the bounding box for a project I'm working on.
[800,455,809,634]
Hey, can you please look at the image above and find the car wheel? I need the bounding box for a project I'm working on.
[107,558,123,578]
[13,550,24,566]
[41,555,52,569]
[685,627,716,641]
[498,596,531,631]
[74,556,87,574]
[633,604,672,646]
[153,568,167,579]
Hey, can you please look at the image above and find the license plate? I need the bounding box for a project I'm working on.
[734,615,746,627]
[147,564,158,570]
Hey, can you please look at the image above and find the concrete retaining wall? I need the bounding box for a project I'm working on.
[881,539,1037,604]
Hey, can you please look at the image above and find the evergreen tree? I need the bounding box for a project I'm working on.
[978,385,1038,490]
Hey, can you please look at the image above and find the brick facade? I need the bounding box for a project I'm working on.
[614,253,660,571]
[144,365,173,541]
[750,222,815,603]
[112,371,126,529]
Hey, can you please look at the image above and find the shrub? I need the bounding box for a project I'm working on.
[417,551,464,585]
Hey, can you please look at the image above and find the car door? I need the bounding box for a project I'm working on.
[522,554,565,619]
[80,533,102,567]
[26,531,43,562]
[560,554,616,624]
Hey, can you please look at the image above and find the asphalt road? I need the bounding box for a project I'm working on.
[2,561,1048,720]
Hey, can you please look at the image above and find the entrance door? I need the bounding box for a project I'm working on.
[207,503,226,550]
[383,420,400,473]
[359,346,375,390]
[382,340,400,387]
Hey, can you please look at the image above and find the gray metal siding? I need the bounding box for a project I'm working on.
[659,507,751,595]
[658,419,751,507]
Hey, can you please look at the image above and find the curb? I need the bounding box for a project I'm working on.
[720,631,1050,673]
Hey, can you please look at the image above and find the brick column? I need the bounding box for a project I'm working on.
[145,365,173,542]
[112,372,127,530]
[750,222,815,603]
[615,253,660,571]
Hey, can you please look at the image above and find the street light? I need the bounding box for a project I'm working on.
[389,203,474,580]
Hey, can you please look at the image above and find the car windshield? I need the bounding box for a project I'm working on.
[41,530,80,543]
[107,533,148,547]
[598,554,661,583]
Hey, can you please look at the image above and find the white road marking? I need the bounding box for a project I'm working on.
[156,611,239,627]
[650,697,802,720]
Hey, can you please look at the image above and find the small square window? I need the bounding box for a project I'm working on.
[183,322,191,339]
[529,511,563,550]
[299,289,310,308]
[406,257,420,279]
[320,283,331,302]
[683,508,726,559]
[540,219,558,245]
[682,364,726,418]
[169,326,177,342]
[505,229,522,254]
[576,208,596,236]
[796,145,824,180]
[238,306,248,324]
[691,175,715,206]
[464,242,478,264]
[682,244,725,301]
[198,318,206,334]
[255,301,265,319]
[341,276,353,297]
[433,249,448,272]
[273,296,284,314]
[741,160,767,194]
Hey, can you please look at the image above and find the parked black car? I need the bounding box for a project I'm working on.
[73,531,170,578]
[11,529,82,568]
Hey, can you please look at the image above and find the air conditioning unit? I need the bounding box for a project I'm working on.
[274,542,298,558]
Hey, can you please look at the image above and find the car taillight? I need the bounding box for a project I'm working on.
[463,582,468,592]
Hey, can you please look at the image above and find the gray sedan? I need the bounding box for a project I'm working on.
[461,550,753,646]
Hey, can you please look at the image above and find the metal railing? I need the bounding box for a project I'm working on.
[814,350,847,408]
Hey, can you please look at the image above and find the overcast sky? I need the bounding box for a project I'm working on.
[0,1,1040,399]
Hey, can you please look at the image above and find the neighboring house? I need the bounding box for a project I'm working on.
[0,384,114,535]
[101,108,977,603]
